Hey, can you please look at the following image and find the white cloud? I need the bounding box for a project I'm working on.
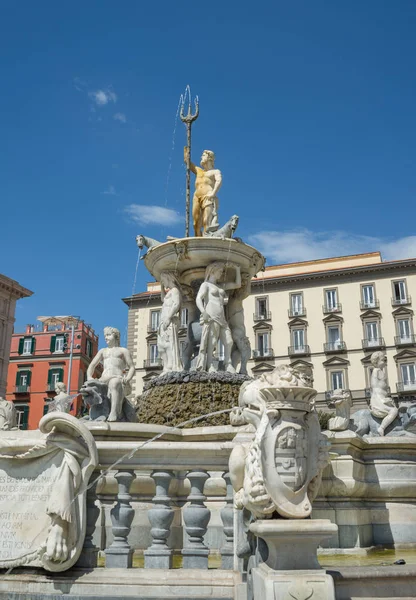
[113,112,127,123]
[248,228,416,265]
[89,88,117,106]
[124,204,182,226]
[102,185,117,196]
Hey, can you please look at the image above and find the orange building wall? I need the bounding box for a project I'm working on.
[6,321,99,430]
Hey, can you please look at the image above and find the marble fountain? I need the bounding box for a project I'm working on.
[1,99,416,599]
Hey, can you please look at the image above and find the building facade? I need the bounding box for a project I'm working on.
[0,273,33,398]
[6,317,99,429]
[123,251,416,412]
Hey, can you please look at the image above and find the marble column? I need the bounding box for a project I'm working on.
[182,470,210,569]
[105,470,136,568]
[144,470,174,569]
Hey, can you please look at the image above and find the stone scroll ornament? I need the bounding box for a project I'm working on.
[229,365,330,519]
[0,412,98,571]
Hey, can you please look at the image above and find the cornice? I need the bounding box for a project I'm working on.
[251,259,416,288]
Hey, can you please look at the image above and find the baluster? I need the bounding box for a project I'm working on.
[105,469,136,568]
[144,470,175,569]
[182,470,210,569]
[220,471,234,569]
[77,476,101,568]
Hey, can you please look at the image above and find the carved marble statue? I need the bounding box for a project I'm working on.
[0,397,17,430]
[86,327,135,422]
[184,147,222,236]
[0,412,97,571]
[327,389,352,432]
[204,214,240,240]
[227,272,251,374]
[229,365,330,519]
[158,271,182,373]
[47,382,72,414]
[196,261,241,373]
[370,351,398,436]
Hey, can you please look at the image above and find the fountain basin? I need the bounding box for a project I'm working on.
[144,237,265,284]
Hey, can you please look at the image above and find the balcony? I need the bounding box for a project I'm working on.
[325,389,351,401]
[397,381,416,393]
[324,341,347,353]
[395,334,416,347]
[322,303,342,314]
[288,307,306,318]
[252,348,274,359]
[253,311,271,322]
[47,383,59,391]
[362,337,385,349]
[147,324,159,334]
[392,295,412,307]
[15,385,30,394]
[143,358,163,369]
[288,345,310,356]
[365,386,391,398]
[360,299,380,310]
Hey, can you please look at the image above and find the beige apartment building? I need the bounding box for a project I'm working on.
[123,251,416,410]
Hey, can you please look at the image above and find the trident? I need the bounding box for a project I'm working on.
[180,91,199,237]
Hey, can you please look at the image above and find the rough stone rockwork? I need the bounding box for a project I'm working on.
[136,372,251,427]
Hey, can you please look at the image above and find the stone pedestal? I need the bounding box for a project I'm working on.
[252,564,336,600]
[250,519,338,600]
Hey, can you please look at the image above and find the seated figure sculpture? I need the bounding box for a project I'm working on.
[0,397,17,430]
[86,326,135,421]
[196,261,241,373]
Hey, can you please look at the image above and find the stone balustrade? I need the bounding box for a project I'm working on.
[75,422,416,571]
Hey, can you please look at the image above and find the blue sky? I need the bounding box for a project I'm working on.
[1,1,415,345]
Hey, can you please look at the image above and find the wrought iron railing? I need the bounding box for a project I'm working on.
[360,299,380,310]
[288,307,306,318]
[252,348,274,359]
[324,341,347,353]
[15,385,30,393]
[395,335,416,346]
[143,358,163,369]
[322,303,342,314]
[253,311,271,322]
[362,338,385,349]
[392,295,412,306]
[288,345,310,355]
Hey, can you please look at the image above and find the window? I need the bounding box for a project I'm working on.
[398,319,411,341]
[181,308,189,327]
[328,326,341,350]
[86,339,92,357]
[150,344,159,363]
[401,363,416,387]
[291,293,303,316]
[15,370,31,390]
[257,332,269,355]
[15,405,29,430]
[366,321,379,345]
[54,336,65,353]
[150,311,160,331]
[47,368,64,390]
[362,285,375,307]
[325,289,337,310]
[23,338,32,355]
[256,297,268,318]
[331,370,344,390]
[292,329,305,351]
[393,280,407,303]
